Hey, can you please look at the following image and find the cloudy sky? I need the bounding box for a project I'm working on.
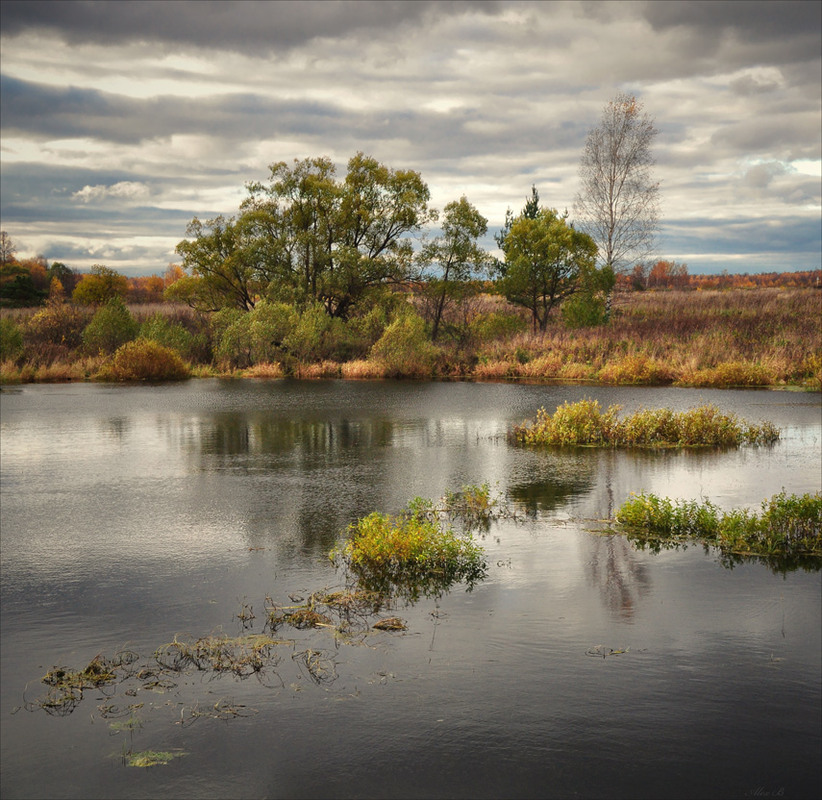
[1,0,820,276]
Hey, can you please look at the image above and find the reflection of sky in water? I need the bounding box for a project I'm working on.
[1,382,819,800]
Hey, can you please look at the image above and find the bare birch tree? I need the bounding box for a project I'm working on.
[574,93,660,274]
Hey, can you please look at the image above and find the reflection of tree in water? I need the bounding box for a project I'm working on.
[180,415,399,555]
[584,534,651,621]
[508,449,596,516]
[585,451,651,620]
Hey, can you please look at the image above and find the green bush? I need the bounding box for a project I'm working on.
[0,317,24,361]
[468,312,528,342]
[369,311,438,377]
[139,313,195,359]
[562,294,609,328]
[96,339,190,381]
[82,298,139,355]
[249,300,298,363]
[282,302,330,361]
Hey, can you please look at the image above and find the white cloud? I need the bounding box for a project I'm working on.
[71,180,150,204]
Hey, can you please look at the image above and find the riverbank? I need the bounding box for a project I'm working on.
[1,287,820,389]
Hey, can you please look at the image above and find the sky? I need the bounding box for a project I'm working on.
[1,0,820,277]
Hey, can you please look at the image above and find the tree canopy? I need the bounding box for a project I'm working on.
[496,208,598,332]
[174,153,435,317]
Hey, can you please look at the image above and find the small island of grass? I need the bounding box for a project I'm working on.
[615,490,822,563]
[514,399,780,447]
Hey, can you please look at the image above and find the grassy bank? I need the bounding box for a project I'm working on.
[1,288,820,388]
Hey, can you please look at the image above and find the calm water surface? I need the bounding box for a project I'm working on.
[1,380,820,799]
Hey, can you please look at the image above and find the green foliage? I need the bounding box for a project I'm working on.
[0,317,24,361]
[369,310,438,377]
[495,208,598,331]
[562,293,609,327]
[72,265,129,305]
[96,339,190,381]
[332,507,486,601]
[214,310,254,368]
[514,400,780,447]
[418,196,489,340]
[283,302,333,361]
[82,298,139,355]
[139,313,195,359]
[616,491,822,560]
[179,152,435,317]
[468,311,529,342]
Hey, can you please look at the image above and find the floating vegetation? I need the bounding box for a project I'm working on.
[586,645,630,658]
[27,651,141,716]
[514,399,780,447]
[372,616,407,631]
[616,490,822,565]
[182,698,258,725]
[154,633,284,678]
[125,749,185,768]
[292,649,338,685]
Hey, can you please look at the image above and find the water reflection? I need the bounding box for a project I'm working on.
[584,534,652,621]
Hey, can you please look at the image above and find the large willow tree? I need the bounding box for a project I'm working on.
[574,93,660,274]
[174,153,435,317]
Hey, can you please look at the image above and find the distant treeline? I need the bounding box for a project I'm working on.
[1,253,819,309]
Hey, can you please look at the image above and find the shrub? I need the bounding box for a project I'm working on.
[561,294,609,328]
[96,339,190,381]
[24,301,89,351]
[468,312,529,343]
[282,302,331,361]
[139,313,195,359]
[214,311,254,368]
[0,317,23,361]
[332,510,485,600]
[82,298,139,355]
[369,311,438,377]
[249,300,298,363]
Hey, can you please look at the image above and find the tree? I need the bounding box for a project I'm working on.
[0,231,17,265]
[494,185,540,258]
[418,196,489,340]
[176,152,436,317]
[495,208,598,332]
[574,93,660,274]
[72,265,129,305]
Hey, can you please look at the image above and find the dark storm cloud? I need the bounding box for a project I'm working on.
[0,0,500,51]
[641,0,821,46]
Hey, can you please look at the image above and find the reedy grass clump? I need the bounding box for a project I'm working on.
[514,399,780,447]
[330,486,499,600]
[616,490,822,561]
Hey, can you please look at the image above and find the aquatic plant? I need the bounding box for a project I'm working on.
[331,504,487,601]
[616,490,822,561]
[125,749,184,768]
[514,399,780,448]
